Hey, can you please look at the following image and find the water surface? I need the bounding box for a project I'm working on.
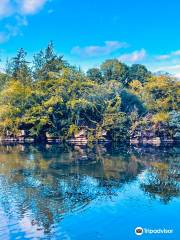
[0,144,179,240]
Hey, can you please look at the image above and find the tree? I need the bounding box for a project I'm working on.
[33,42,67,80]
[121,90,146,115]
[142,75,179,113]
[141,162,180,203]
[100,59,129,86]
[0,49,32,137]
[86,68,103,84]
[0,45,178,143]
[21,67,99,141]
[0,79,32,136]
[6,48,32,86]
[128,64,151,84]
[0,72,9,91]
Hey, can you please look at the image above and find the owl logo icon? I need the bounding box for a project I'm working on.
[135,227,143,236]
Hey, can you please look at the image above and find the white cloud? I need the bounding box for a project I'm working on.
[19,0,48,15]
[156,64,180,71]
[156,54,170,60]
[118,49,146,63]
[156,49,180,61]
[71,41,128,57]
[0,0,48,17]
[172,50,180,56]
[174,73,180,79]
[154,64,180,79]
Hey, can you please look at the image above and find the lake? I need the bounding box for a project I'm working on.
[0,144,179,240]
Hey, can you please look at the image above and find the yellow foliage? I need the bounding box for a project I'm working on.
[152,112,169,123]
[43,96,63,108]
[67,99,90,109]
[142,76,179,112]
[129,80,143,95]
[68,124,79,137]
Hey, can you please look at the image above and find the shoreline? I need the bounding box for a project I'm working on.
[0,137,179,146]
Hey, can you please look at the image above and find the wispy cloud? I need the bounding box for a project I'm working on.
[118,49,146,63]
[152,64,180,79]
[71,41,128,57]
[0,33,7,44]
[156,64,180,71]
[153,49,180,78]
[0,15,28,43]
[156,49,180,60]
[174,73,180,78]
[0,0,13,19]
[156,54,170,60]
[172,50,180,56]
[0,0,49,43]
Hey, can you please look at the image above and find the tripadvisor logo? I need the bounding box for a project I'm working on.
[135,227,143,236]
[135,227,173,236]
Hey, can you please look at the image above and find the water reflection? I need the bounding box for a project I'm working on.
[0,144,179,239]
[141,162,180,204]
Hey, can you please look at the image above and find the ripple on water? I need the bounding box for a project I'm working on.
[0,144,179,239]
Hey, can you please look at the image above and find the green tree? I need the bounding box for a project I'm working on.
[0,79,32,136]
[128,64,151,84]
[0,72,9,91]
[6,48,32,86]
[86,68,103,84]
[100,59,129,86]
[33,42,67,80]
[0,45,178,143]
[143,75,179,112]
[121,90,146,115]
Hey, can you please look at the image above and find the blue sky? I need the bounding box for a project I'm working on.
[0,0,180,77]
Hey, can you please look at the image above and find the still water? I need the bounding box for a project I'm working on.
[0,144,179,240]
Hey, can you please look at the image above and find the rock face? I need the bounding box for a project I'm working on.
[130,137,161,146]
[130,127,174,145]
[69,127,88,143]
[130,114,176,145]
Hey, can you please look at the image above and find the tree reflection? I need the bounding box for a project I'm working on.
[0,144,179,236]
[140,162,180,204]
